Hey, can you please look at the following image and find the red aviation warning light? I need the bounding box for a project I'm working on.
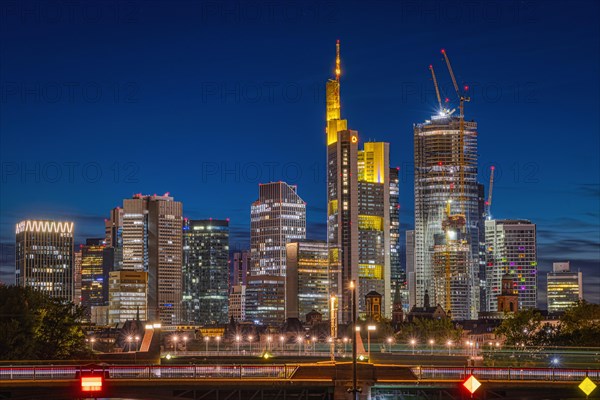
[81,376,103,392]
[463,375,481,396]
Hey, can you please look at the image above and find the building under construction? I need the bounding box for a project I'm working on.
[413,114,480,320]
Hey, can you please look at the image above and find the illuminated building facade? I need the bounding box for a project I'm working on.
[108,270,147,323]
[15,220,74,302]
[357,142,391,317]
[228,284,246,322]
[326,41,359,324]
[247,182,306,325]
[104,207,123,270]
[80,238,111,321]
[389,166,405,313]
[547,262,582,313]
[414,115,480,319]
[232,250,250,286]
[119,194,183,325]
[183,219,229,325]
[485,219,537,311]
[406,230,416,309]
[74,249,82,305]
[285,240,329,320]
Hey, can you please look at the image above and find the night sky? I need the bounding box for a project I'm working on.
[1,0,598,305]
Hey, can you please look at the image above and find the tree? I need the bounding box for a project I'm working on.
[395,318,462,343]
[494,309,544,347]
[555,301,600,347]
[0,285,91,360]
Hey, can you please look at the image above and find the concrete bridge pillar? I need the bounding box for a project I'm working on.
[333,381,373,400]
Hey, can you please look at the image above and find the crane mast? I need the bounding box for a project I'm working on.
[429,64,443,112]
[485,166,495,219]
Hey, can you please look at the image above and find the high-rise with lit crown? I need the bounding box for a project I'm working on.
[326,40,359,324]
[547,262,582,314]
[183,218,230,325]
[247,182,306,325]
[15,220,74,303]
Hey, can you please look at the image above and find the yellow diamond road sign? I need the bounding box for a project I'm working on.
[463,375,482,394]
[579,377,597,397]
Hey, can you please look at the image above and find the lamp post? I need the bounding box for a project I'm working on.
[447,340,453,356]
[367,325,376,360]
[235,335,240,354]
[410,339,416,355]
[343,337,348,353]
[216,336,221,354]
[204,336,209,352]
[297,337,303,356]
[267,335,272,352]
[172,335,178,354]
[311,336,317,355]
[248,335,253,354]
[127,336,133,352]
[182,336,187,352]
[429,339,434,355]
[279,335,285,351]
[90,337,96,352]
[387,337,393,353]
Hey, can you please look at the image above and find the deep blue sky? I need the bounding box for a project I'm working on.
[1,0,599,305]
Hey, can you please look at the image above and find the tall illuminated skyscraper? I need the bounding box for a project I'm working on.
[183,219,229,325]
[104,207,123,271]
[326,40,359,324]
[118,193,183,325]
[80,238,111,321]
[357,142,391,317]
[389,166,405,312]
[413,115,480,319]
[15,220,74,302]
[485,219,537,311]
[247,182,306,325]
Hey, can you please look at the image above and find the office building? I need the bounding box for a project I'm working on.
[80,238,111,321]
[485,219,537,311]
[108,270,148,323]
[247,182,306,325]
[389,166,405,314]
[15,220,74,302]
[183,219,230,325]
[232,250,250,287]
[285,240,329,320]
[228,285,246,322]
[547,262,583,313]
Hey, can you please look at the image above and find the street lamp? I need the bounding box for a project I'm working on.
[447,340,453,355]
[182,336,187,352]
[367,325,376,361]
[297,337,303,356]
[267,335,272,351]
[216,336,221,354]
[429,339,435,355]
[248,335,254,354]
[235,335,241,354]
[127,336,133,352]
[90,337,96,352]
[410,339,416,355]
[387,337,393,353]
[172,335,179,354]
[311,336,317,354]
[204,336,209,352]
[279,335,285,351]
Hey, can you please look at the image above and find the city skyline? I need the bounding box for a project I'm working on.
[1,1,599,306]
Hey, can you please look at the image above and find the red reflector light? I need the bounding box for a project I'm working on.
[81,376,103,392]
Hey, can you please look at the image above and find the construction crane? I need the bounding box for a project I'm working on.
[441,48,470,214]
[485,166,495,219]
[429,64,443,112]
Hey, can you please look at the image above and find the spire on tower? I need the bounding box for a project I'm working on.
[335,39,341,80]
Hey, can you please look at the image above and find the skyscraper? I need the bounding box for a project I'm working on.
[389,166,405,313]
[485,219,537,311]
[232,250,250,287]
[413,115,480,319]
[104,207,123,271]
[285,240,329,320]
[326,41,359,324]
[183,219,230,325]
[247,182,306,325]
[74,249,82,305]
[80,238,111,321]
[118,193,183,325]
[405,230,416,309]
[547,262,583,313]
[108,270,148,323]
[357,142,391,317]
[15,220,74,302]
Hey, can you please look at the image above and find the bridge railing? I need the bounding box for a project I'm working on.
[0,365,298,381]
[413,367,600,382]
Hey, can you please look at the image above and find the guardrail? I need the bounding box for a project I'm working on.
[413,366,600,382]
[0,365,298,381]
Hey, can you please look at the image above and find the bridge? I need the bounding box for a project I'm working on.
[0,363,598,399]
